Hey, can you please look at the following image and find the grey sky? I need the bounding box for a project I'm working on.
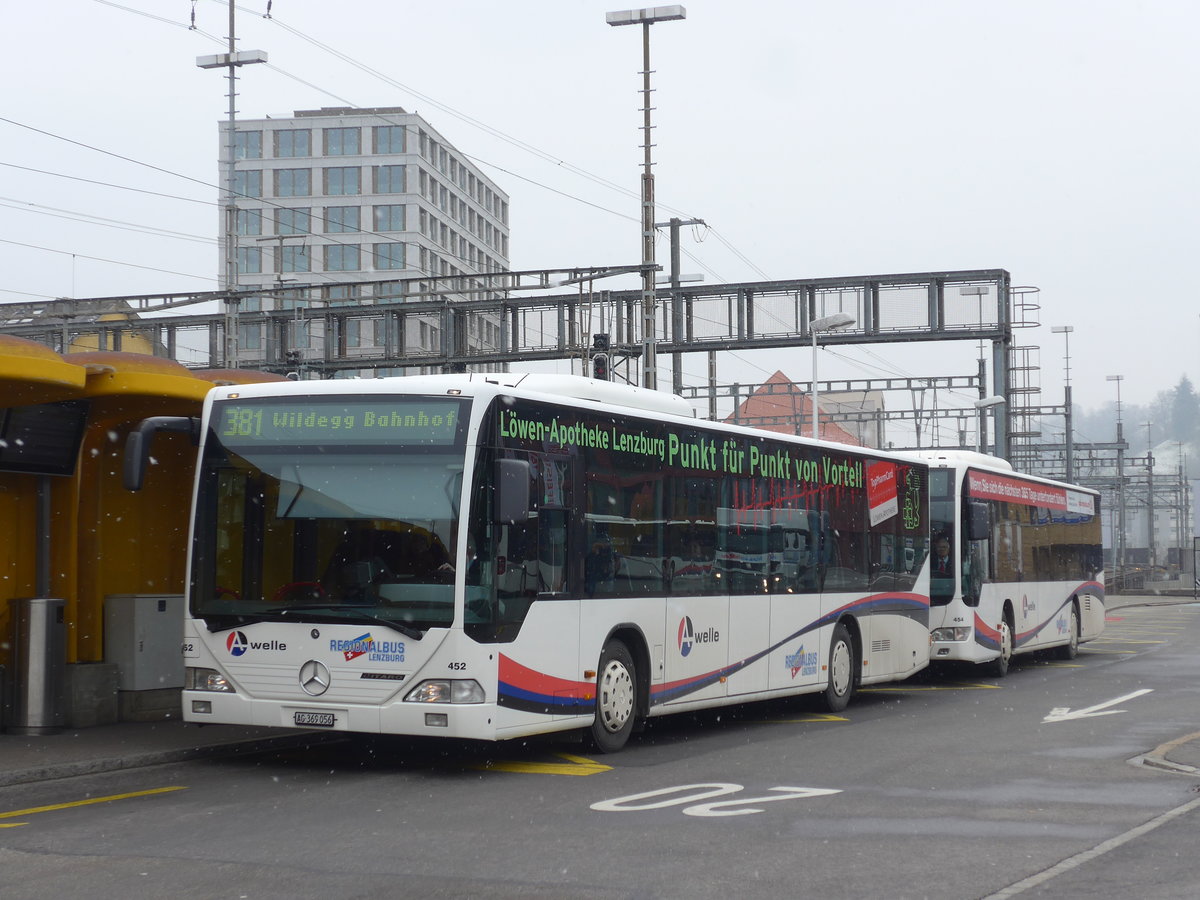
[3,0,1197,432]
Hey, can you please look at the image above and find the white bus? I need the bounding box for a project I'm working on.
[917,450,1104,675]
[128,373,932,752]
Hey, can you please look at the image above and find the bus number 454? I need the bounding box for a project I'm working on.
[590,783,841,818]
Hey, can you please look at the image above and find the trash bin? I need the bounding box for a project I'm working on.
[6,598,67,735]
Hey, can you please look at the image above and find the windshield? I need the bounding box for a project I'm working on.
[192,395,469,634]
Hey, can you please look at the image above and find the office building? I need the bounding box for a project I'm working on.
[219,106,510,370]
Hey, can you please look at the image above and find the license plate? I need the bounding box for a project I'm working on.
[294,711,336,727]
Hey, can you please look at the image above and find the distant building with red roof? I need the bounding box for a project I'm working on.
[724,371,883,447]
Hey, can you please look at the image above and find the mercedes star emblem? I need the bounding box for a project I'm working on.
[299,659,331,696]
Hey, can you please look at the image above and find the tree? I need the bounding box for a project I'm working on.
[1169,376,1200,445]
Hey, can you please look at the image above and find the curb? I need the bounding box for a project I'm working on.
[1130,731,1200,779]
[0,731,345,788]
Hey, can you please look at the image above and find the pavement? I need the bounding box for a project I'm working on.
[0,719,345,787]
[0,594,1196,790]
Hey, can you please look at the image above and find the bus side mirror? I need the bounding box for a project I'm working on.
[124,416,201,491]
[495,458,532,524]
[967,500,990,541]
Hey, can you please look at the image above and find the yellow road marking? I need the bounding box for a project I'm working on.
[474,753,611,776]
[760,713,848,724]
[862,681,1000,692]
[0,786,187,828]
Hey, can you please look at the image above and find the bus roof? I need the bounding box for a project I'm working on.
[206,371,699,420]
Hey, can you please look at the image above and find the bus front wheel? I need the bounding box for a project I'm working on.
[989,617,1013,677]
[821,622,856,713]
[588,640,636,753]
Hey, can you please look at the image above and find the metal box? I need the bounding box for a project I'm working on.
[104,594,185,692]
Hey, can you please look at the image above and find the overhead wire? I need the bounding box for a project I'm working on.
[76,1,774,292]
[0,196,217,245]
[0,237,217,282]
[75,0,943,412]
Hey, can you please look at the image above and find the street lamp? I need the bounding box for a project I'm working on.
[810,312,855,439]
[606,5,687,391]
[973,395,1006,454]
[1107,374,1127,572]
[1051,325,1075,480]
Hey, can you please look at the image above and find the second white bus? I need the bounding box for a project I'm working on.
[917,450,1104,675]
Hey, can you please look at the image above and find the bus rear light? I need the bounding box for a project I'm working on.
[186,667,234,692]
[405,679,485,704]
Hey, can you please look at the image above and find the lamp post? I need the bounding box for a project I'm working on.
[606,5,686,391]
[810,312,855,439]
[973,396,1006,454]
[1107,374,1126,573]
[1051,325,1075,480]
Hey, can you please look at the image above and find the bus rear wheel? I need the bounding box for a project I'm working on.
[821,622,856,713]
[1058,604,1080,660]
[588,639,636,753]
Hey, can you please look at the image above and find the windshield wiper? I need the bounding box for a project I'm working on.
[261,605,425,640]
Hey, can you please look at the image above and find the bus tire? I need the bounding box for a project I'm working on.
[1058,604,1080,660]
[588,639,637,753]
[821,622,856,713]
[988,616,1013,677]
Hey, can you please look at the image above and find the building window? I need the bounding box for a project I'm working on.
[236,209,262,236]
[237,296,262,350]
[324,127,361,156]
[324,167,360,196]
[234,170,262,199]
[274,168,311,198]
[281,244,311,273]
[325,244,361,271]
[326,284,359,307]
[373,204,405,232]
[276,208,311,235]
[374,242,406,270]
[236,246,262,274]
[324,206,360,233]
[275,129,311,158]
[375,283,404,303]
[235,131,262,160]
[373,125,405,154]
[373,165,406,194]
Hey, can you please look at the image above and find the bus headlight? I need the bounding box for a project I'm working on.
[405,679,485,704]
[186,667,235,692]
[931,627,971,642]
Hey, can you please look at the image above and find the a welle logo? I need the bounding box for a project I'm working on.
[225,631,286,656]
[677,616,720,657]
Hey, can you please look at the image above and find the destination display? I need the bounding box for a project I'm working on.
[215,397,467,447]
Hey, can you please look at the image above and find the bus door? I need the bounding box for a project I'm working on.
[491,451,579,717]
